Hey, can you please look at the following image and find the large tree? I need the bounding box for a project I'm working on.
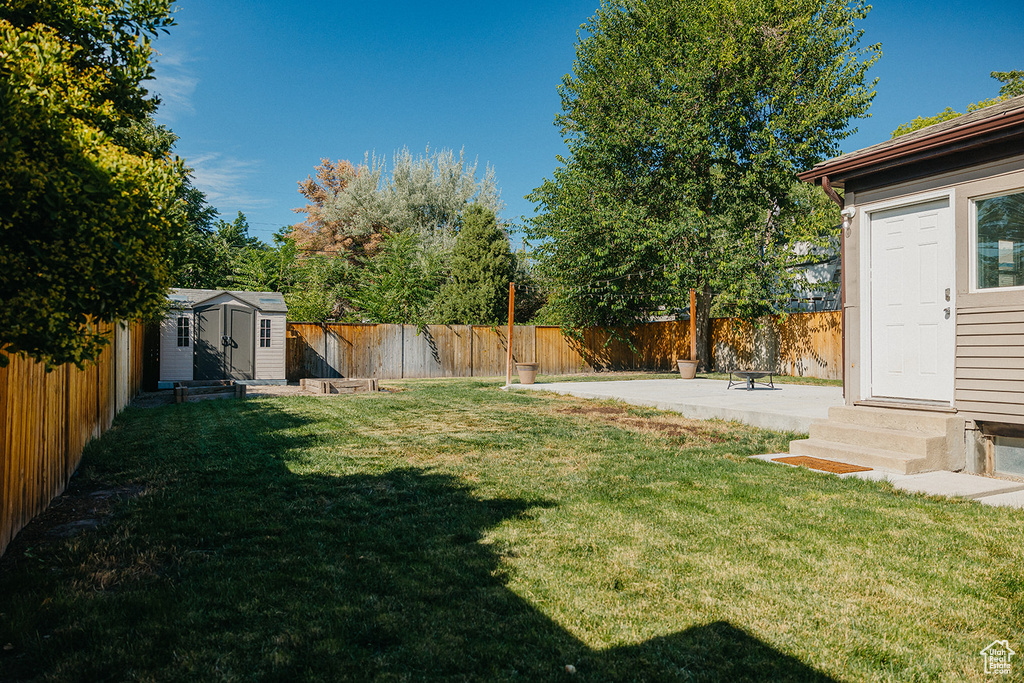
[528,0,877,365]
[288,147,506,321]
[293,148,503,257]
[0,0,182,367]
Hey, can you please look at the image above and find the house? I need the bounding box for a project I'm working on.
[785,240,841,313]
[158,288,288,388]
[791,94,1024,477]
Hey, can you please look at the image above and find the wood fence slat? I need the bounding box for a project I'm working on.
[0,357,8,550]
[1,321,144,557]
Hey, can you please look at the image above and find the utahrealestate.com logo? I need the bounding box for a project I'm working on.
[981,640,1015,675]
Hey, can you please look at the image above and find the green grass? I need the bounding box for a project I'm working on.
[0,379,1019,681]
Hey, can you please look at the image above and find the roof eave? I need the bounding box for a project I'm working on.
[800,107,1024,186]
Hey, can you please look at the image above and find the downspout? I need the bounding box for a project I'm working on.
[821,176,846,400]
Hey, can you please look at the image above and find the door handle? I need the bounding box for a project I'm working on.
[943,307,951,319]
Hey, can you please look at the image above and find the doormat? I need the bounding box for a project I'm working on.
[772,456,873,474]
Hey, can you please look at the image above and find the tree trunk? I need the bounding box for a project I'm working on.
[694,285,714,372]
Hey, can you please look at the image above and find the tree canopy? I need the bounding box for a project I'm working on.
[0,0,182,367]
[291,148,503,258]
[527,0,876,360]
[892,70,1024,138]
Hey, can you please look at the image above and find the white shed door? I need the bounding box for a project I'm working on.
[869,198,954,402]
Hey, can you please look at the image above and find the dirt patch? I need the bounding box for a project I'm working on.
[558,405,629,417]
[0,480,144,569]
[554,403,730,442]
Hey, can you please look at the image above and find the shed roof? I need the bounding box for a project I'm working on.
[168,288,288,313]
[800,95,1024,188]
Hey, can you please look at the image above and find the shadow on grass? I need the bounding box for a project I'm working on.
[1,399,836,682]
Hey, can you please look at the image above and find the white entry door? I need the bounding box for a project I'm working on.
[869,198,954,402]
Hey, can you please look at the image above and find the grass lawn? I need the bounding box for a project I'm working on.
[0,379,1020,681]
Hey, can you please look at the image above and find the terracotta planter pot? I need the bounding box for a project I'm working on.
[515,362,540,385]
[677,360,697,379]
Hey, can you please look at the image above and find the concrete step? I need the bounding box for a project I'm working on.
[808,421,948,458]
[788,438,932,475]
[826,405,956,434]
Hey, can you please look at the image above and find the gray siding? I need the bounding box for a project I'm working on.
[956,306,1024,424]
[159,311,194,382]
[254,312,287,380]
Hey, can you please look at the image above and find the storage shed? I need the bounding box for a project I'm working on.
[158,288,288,388]
[793,95,1024,478]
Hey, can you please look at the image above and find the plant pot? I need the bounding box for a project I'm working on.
[677,360,697,379]
[515,362,540,385]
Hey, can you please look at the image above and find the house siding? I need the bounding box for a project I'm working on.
[956,306,1024,425]
[159,311,194,382]
[254,312,287,380]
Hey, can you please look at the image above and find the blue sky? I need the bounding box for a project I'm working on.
[151,0,1024,243]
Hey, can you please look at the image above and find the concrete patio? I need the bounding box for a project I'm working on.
[510,377,842,433]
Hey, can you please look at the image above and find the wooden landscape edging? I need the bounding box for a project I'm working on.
[285,312,841,382]
[1,321,145,557]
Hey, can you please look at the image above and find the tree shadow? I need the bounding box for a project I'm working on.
[1,399,839,681]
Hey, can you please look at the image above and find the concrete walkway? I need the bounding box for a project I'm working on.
[751,454,1024,509]
[510,378,843,433]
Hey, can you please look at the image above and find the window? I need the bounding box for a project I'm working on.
[260,319,271,348]
[976,190,1024,289]
[994,436,1024,477]
[176,317,190,347]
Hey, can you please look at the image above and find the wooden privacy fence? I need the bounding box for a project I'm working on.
[286,322,693,380]
[711,311,842,381]
[286,312,842,381]
[1,321,145,557]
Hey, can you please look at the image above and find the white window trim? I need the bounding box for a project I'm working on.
[969,186,1024,294]
[259,318,272,348]
[176,316,191,348]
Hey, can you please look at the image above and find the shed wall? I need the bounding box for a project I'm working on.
[159,310,194,382]
[255,312,287,380]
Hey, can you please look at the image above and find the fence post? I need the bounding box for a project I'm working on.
[505,283,515,386]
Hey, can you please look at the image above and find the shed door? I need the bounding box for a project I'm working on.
[194,307,223,380]
[194,304,255,380]
[869,198,954,402]
[225,305,254,380]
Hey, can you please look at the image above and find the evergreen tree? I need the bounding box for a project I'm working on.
[434,205,514,325]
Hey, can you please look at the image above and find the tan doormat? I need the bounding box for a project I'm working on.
[772,455,873,474]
